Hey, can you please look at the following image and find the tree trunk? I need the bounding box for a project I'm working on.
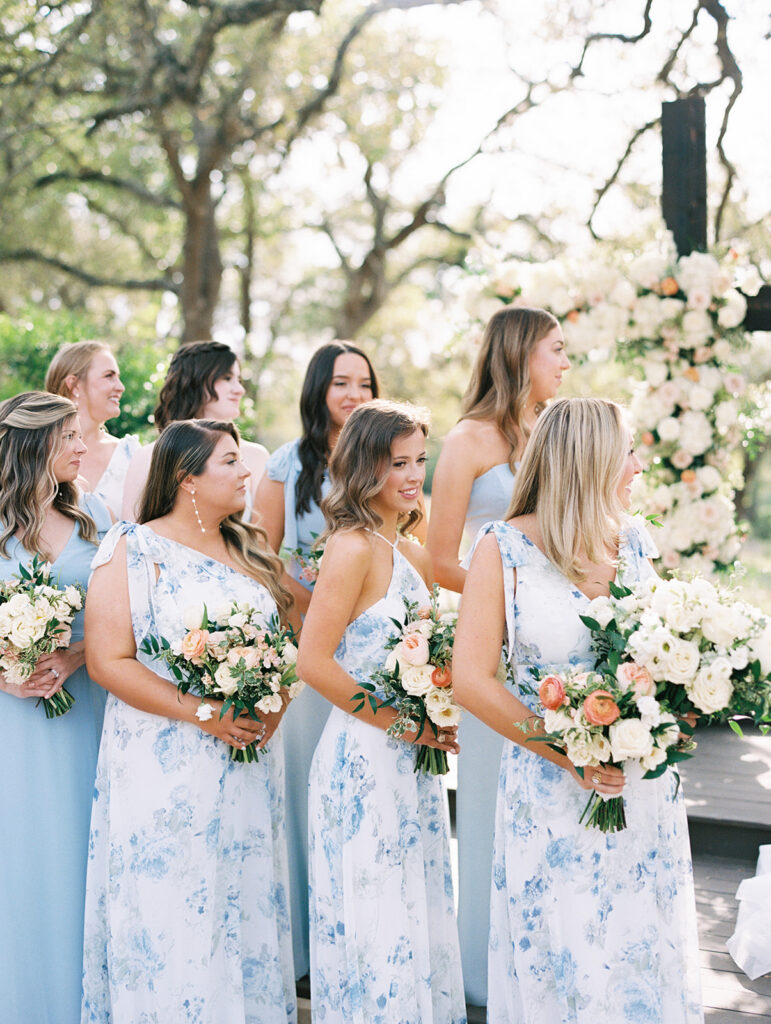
[179,180,222,342]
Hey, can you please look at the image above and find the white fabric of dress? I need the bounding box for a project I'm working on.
[81,523,296,1024]
[89,434,141,519]
[307,539,466,1024]
[476,517,703,1024]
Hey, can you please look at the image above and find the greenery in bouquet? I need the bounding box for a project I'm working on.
[524,666,686,832]
[0,555,83,718]
[141,600,303,763]
[581,577,771,734]
[351,584,460,776]
[280,533,324,587]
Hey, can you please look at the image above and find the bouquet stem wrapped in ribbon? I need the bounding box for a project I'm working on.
[352,584,461,776]
[141,601,303,763]
[0,555,83,718]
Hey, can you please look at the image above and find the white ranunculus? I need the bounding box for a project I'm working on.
[425,690,461,727]
[213,662,239,697]
[183,604,206,631]
[401,664,435,698]
[686,661,734,714]
[610,719,654,761]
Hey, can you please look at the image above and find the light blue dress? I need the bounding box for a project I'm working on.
[0,494,111,1024]
[267,438,331,979]
[458,460,515,1007]
[476,518,703,1024]
[81,523,296,1024]
[308,538,466,1023]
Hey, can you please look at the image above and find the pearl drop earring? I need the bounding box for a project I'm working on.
[190,489,206,534]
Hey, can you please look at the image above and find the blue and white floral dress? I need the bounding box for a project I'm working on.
[81,523,296,1024]
[477,518,703,1024]
[308,537,466,1024]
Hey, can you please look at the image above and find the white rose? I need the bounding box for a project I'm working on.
[716,289,747,328]
[213,662,239,697]
[660,638,701,685]
[636,695,662,727]
[8,620,38,649]
[211,602,233,623]
[401,664,435,698]
[687,385,714,411]
[658,713,682,749]
[640,744,669,773]
[384,649,399,673]
[183,604,206,631]
[64,585,82,609]
[728,646,749,671]
[228,612,249,629]
[543,708,574,735]
[288,680,306,700]
[696,466,722,493]
[642,361,669,388]
[256,693,283,714]
[701,608,742,649]
[565,730,601,768]
[657,417,681,443]
[586,596,614,629]
[686,660,734,714]
[609,719,654,762]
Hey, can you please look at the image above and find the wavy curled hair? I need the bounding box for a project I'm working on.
[506,397,628,584]
[153,341,238,432]
[0,392,98,559]
[321,400,429,540]
[296,341,380,517]
[138,420,291,617]
[461,306,559,468]
[44,340,111,400]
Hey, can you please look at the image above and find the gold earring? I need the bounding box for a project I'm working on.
[190,489,206,534]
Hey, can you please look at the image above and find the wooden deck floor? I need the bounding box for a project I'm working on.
[680,725,771,829]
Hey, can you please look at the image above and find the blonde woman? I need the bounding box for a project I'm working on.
[121,340,269,520]
[0,392,111,1024]
[46,340,140,518]
[453,398,702,1023]
[297,400,465,1024]
[83,420,297,1023]
[425,305,569,1005]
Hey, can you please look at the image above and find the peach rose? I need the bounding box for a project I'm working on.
[181,628,209,662]
[431,665,452,689]
[400,633,430,667]
[583,690,621,726]
[539,675,566,711]
[641,431,655,447]
[616,662,655,698]
[660,276,680,296]
[680,469,697,484]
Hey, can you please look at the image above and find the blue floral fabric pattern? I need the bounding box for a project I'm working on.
[475,516,703,1024]
[81,523,296,1024]
[308,541,466,1023]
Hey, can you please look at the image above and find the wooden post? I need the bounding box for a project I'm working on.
[661,95,707,257]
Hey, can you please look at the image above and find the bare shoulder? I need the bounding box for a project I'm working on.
[323,529,373,565]
[441,419,509,472]
[240,438,270,462]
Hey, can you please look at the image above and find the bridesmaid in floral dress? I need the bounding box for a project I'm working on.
[255,341,379,978]
[46,340,140,518]
[297,400,466,1024]
[0,392,111,1024]
[453,398,702,1024]
[82,419,297,1023]
[426,306,569,1006]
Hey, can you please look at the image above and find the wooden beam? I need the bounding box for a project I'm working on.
[743,285,771,332]
[662,95,707,257]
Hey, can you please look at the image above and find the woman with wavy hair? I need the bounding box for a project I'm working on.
[425,305,569,1005]
[453,397,702,1023]
[121,340,269,520]
[297,400,465,1024]
[0,391,112,1024]
[83,419,298,1022]
[46,339,140,518]
[254,339,379,977]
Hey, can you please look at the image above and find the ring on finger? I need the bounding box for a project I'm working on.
[591,771,602,785]
[50,668,60,680]
[438,731,447,744]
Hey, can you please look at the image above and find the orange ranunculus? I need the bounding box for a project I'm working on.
[641,431,655,447]
[583,690,621,726]
[539,675,567,711]
[566,309,580,323]
[660,276,679,296]
[683,366,700,382]
[181,628,209,662]
[431,665,452,688]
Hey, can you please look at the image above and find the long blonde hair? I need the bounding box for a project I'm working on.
[462,306,559,467]
[45,340,111,399]
[138,420,291,617]
[322,400,429,539]
[507,397,628,584]
[0,392,98,558]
